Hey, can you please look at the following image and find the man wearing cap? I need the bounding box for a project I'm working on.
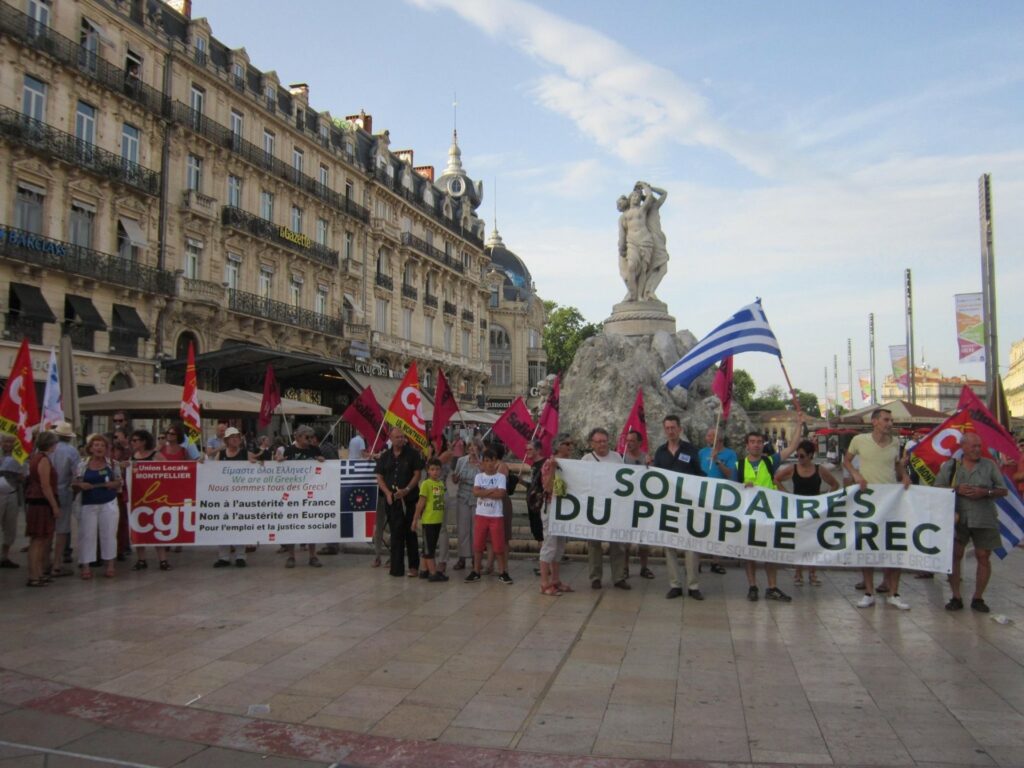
[50,422,80,575]
[935,431,1008,612]
[213,427,252,567]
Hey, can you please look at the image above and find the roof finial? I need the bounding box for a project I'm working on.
[493,177,498,233]
[452,91,458,143]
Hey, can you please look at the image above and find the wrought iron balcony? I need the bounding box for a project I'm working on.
[424,294,438,309]
[2,315,44,344]
[172,102,370,223]
[221,206,339,267]
[400,232,465,274]
[375,272,394,290]
[401,284,418,300]
[0,107,160,196]
[228,288,342,336]
[0,2,166,116]
[0,223,175,294]
[443,301,457,317]
[109,330,140,358]
[461,309,474,323]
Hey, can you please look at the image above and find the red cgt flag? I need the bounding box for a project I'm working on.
[342,386,385,452]
[712,355,734,422]
[616,387,648,455]
[493,397,536,459]
[0,338,40,462]
[179,341,201,445]
[258,363,281,429]
[536,375,560,457]
[383,362,429,454]
[429,369,459,453]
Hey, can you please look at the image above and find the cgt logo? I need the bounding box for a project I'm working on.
[130,500,197,543]
[929,427,964,459]
[400,386,427,431]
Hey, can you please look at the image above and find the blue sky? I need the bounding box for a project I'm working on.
[199,0,1024,402]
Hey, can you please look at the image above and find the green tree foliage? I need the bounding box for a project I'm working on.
[542,301,601,375]
[733,369,756,409]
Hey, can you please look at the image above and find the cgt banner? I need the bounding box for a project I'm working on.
[547,461,955,573]
[128,460,369,546]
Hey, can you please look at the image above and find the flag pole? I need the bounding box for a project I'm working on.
[778,356,803,418]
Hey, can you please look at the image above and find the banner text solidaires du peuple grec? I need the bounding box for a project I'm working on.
[548,461,955,573]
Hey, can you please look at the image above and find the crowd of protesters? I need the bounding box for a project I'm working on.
[1,406,1020,616]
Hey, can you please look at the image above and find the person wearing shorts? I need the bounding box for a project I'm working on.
[465,448,511,584]
[935,432,1008,613]
[414,458,448,582]
[538,434,575,596]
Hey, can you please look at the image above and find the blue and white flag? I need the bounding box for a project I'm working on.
[40,347,63,429]
[995,486,1024,559]
[661,300,781,390]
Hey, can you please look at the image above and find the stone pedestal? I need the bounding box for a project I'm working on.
[603,299,676,336]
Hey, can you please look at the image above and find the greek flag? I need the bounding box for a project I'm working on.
[661,300,781,390]
[995,486,1024,559]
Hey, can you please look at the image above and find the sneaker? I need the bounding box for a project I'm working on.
[498,572,514,585]
[213,559,231,568]
[464,571,481,582]
[970,598,990,613]
[747,586,759,602]
[765,587,792,602]
[308,557,322,568]
[285,557,296,569]
[234,559,247,568]
[887,594,910,611]
[945,596,963,611]
[665,587,683,599]
[857,595,876,608]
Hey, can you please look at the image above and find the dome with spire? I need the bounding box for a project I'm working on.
[485,227,534,303]
[434,129,483,210]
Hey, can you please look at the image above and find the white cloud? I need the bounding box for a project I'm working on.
[408,0,775,174]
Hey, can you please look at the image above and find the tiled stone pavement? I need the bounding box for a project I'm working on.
[0,546,1022,767]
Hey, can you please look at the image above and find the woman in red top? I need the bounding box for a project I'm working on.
[25,431,60,587]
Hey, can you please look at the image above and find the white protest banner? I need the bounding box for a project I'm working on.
[129,460,354,546]
[548,460,954,573]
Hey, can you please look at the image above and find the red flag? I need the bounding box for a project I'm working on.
[179,341,201,445]
[383,362,429,454]
[712,355,734,422]
[493,397,536,459]
[429,370,459,453]
[908,386,1021,485]
[957,386,1018,459]
[342,386,385,451]
[0,338,40,462]
[536,375,560,456]
[616,388,648,455]
[258,363,281,429]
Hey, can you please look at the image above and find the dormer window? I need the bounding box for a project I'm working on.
[265,84,276,112]
[193,36,207,66]
[231,62,245,90]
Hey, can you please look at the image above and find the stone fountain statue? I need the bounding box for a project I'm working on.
[604,181,677,336]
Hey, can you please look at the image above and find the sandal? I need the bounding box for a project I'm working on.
[540,585,562,596]
[640,567,655,579]
[81,569,93,580]
[159,560,172,571]
[809,575,822,586]
[132,560,148,571]
[25,579,47,587]
[371,557,381,568]
[555,582,575,593]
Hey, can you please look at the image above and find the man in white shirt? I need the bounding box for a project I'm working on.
[348,433,367,460]
[581,427,629,590]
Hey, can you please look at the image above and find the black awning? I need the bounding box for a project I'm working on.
[112,304,150,339]
[9,283,56,323]
[65,295,107,330]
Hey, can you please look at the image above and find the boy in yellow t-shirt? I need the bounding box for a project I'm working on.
[413,458,448,582]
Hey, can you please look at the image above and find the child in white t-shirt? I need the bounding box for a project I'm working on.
[465,448,512,584]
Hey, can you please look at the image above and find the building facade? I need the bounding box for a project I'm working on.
[1005,338,1024,419]
[880,366,985,413]
[0,0,539,422]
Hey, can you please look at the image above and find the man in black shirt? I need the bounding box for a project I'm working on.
[279,425,324,568]
[651,414,705,601]
[375,427,424,578]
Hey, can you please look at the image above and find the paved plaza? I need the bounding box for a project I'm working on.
[0,542,1022,767]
